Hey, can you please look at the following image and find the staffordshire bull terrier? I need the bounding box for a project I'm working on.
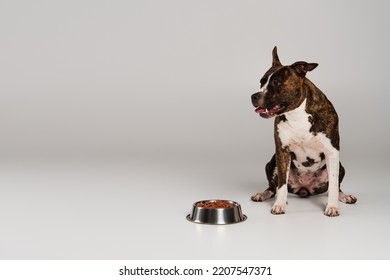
[251,47,357,217]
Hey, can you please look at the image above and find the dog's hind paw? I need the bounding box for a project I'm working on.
[324,206,340,217]
[339,193,357,204]
[251,190,274,202]
[271,205,285,215]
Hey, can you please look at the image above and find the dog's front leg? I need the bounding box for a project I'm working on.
[271,148,290,215]
[324,148,340,217]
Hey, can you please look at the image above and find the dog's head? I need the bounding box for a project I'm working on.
[251,47,318,118]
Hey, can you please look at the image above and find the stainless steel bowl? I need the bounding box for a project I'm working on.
[186,199,247,225]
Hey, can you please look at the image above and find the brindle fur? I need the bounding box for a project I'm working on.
[251,47,357,209]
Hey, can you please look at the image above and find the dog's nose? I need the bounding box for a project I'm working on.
[251,92,260,105]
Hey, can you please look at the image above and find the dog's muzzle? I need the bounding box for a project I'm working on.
[251,92,285,119]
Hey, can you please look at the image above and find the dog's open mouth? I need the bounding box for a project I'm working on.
[255,104,285,118]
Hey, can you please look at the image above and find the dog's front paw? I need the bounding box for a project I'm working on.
[271,204,285,215]
[324,206,340,217]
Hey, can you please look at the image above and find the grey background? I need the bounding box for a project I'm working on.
[1,0,389,259]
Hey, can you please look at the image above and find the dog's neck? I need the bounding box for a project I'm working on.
[282,99,311,129]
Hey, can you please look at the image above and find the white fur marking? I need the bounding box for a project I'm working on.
[272,183,288,214]
[324,148,340,214]
[259,72,274,94]
[274,183,288,206]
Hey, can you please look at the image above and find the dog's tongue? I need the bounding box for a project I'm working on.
[255,107,266,114]
[254,107,272,118]
[254,108,270,118]
[255,105,283,118]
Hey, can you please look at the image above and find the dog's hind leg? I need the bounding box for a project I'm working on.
[337,163,357,204]
[339,191,357,204]
[251,188,275,201]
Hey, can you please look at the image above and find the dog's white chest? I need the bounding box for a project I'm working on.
[277,100,313,147]
[276,99,329,171]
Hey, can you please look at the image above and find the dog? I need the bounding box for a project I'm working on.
[250,47,357,217]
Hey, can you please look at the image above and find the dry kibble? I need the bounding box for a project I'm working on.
[196,200,235,208]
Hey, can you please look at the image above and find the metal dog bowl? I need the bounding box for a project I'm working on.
[186,199,247,225]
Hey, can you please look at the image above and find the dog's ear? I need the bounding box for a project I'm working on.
[291,61,318,77]
[272,46,282,67]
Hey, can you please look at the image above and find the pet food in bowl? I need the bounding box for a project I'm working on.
[195,200,235,208]
[187,199,247,225]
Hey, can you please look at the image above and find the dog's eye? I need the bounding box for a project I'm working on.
[272,79,281,87]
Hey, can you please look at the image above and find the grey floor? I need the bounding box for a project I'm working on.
[1,152,388,260]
